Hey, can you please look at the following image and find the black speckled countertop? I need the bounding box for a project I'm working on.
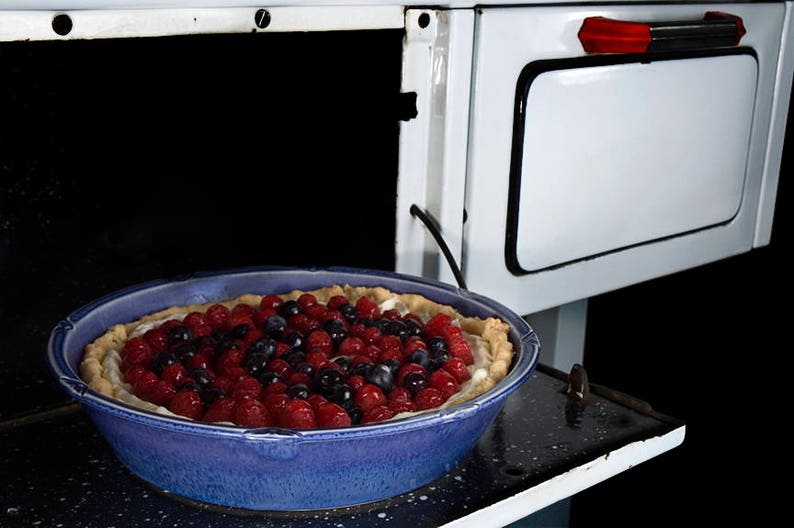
[2,365,682,528]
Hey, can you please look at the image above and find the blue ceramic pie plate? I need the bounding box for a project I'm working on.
[47,266,540,511]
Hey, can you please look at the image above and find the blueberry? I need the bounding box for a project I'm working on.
[247,337,277,361]
[313,366,344,393]
[294,361,315,377]
[172,342,196,362]
[406,348,431,370]
[327,383,354,409]
[262,315,287,339]
[429,348,449,371]
[332,356,350,373]
[387,320,408,341]
[323,319,348,345]
[348,407,363,425]
[426,336,448,354]
[404,318,424,337]
[228,323,250,339]
[339,303,357,322]
[201,386,226,404]
[286,383,310,400]
[371,318,391,333]
[351,362,373,377]
[190,368,213,388]
[243,352,270,376]
[402,371,428,395]
[150,351,178,375]
[178,380,201,392]
[282,350,306,367]
[366,362,395,393]
[258,371,283,388]
[278,299,301,318]
[382,358,401,373]
[166,325,193,346]
[284,331,305,352]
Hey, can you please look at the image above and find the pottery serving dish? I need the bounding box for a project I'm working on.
[47,266,540,511]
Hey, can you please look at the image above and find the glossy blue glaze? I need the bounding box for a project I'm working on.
[47,266,540,510]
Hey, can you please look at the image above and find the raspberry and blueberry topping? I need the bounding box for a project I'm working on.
[112,289,487,430]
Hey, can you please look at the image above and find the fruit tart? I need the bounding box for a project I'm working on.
[79,284,514,429]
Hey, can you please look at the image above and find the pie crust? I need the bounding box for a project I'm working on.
[80,284,515,421]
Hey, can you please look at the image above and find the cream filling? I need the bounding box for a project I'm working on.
[103,300,492,423]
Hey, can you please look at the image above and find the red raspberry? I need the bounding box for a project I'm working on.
[382,309,401,320]
[267,358,292,379]
[227,313,254,331]
[403,313,424,327]
[185,352,211,371]
[306,330,333,355]
[260,294,283,311]
[348,322,368,338]
[242,327,264,347]
[377,334,402,353]
[355,296,381,319]
[132,370,159,398]
[361,405,395,424]
[305,350,330,369]
[234,399,272,427]
[355,383,387,412]
[388,386,412,402]
[206,304,230,330]
[169,389,204,420]
[363,345,382,362]
[424,313,453,338]
[297,293,319,310]
[263,381,287,395]
[147,380,176,407]
[232,376,264,402]
[327,295,349,310]
[414,387,445,410]
[223,366,248,383]
[306,393,329,410]
[388,399,415,415]
[120,337,152,369]
[263,393,290,420]
[303,303,328,321]
[403,337,428,355]
[378,347,404,364]
[160,319,183,332]
[396,363,427,386]
[447,336,474,365]
[287,372,312,386]
[429,369,460,399]
[203,398,237,423]
[212,375,235,395]
[338,336,365,357]
[123,364,147,385]
[288,314,319,335]
[315,402,352,428]
[280,399,317,429]
[215,349,244,377]
[253,307,277,328]
[142,328,168,352]
[359,326,382,345]
[231,303,255,318]
[183,311,211,337]
[160,363,188,388]
[346,374,366,392]
[443,357,471,383]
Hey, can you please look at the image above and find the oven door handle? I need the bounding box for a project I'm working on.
[578,12,747,54]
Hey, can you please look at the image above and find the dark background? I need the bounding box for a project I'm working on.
[1,28,791,526]
[569,95,792,525]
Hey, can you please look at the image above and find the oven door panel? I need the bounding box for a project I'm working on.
[509,51,757,273]
[464,3,789,315]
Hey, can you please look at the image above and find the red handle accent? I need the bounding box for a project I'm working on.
[578,17,652,54]
[578,12,746,54]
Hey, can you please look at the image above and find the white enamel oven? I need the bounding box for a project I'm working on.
[1,1,792,527]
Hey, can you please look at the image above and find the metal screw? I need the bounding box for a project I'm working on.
[255,9,271,29]
[52,13,73,36]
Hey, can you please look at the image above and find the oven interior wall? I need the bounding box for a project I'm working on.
[0,29,404,417]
